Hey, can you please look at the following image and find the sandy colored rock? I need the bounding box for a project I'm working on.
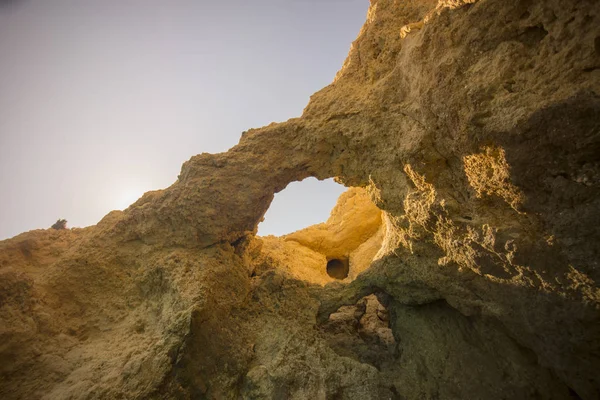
[284,187,382,259]
[1,0,600,399]
[253,187,384,285]
[252,236,331,285]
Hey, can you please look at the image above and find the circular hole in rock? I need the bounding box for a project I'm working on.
[327,258,349,280]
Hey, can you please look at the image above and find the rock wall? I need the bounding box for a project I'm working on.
[1,0,599,398]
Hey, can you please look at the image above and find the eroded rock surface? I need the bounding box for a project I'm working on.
[254,187,383,285]
[1,0,599,398]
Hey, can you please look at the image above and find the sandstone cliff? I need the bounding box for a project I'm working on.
[1,0,599,399]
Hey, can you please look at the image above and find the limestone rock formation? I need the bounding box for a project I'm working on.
[1,0,599,398]
[254,187,383,285]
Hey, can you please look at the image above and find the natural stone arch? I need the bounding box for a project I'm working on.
[107,120,341,248]
[2,0,599,398]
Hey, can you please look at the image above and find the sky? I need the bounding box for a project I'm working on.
[0,0,369,240]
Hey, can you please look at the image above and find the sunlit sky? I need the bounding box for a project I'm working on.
[0,0,368,240]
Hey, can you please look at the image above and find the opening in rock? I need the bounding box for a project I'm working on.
[257,177,346,236]
[326,258,349,280]
[254,183,384,285]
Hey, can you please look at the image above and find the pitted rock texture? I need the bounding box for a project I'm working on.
[1,0,599,398]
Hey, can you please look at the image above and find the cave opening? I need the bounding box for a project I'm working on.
[326,257,349,280]
[254,177,383,285]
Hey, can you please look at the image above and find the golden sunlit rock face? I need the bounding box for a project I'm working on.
[1,0,600,399]
[252,188,383,285]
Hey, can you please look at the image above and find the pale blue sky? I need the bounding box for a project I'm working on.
[0,0,368,239]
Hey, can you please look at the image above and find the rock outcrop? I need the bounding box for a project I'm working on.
[1,0,599,398]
